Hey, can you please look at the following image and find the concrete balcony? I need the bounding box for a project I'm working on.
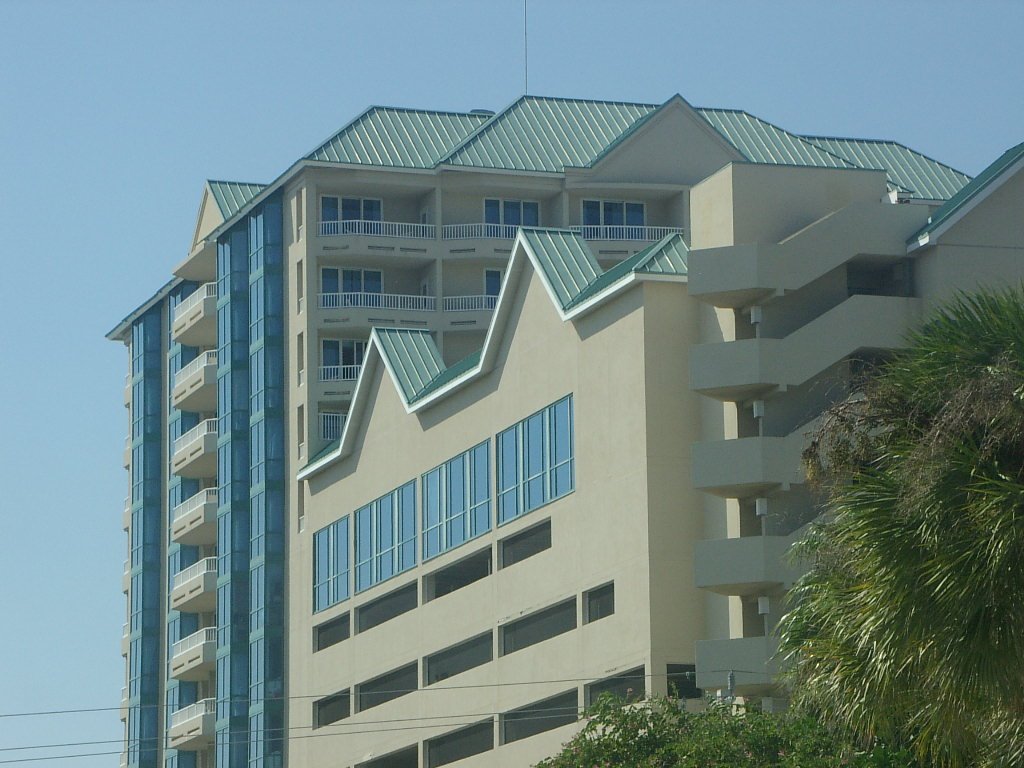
[174,239,217,282]
[172,351,218,413]
[168,698,216,751]
[169,627,217,682]
[122,497,130,531]
[121,623,130,657]
[171,419,218,479]
[696,635,780,696]
[319,412,346,442]
[170,557,218,614]
[688,200,928,307]
[123,373,131,408]
[690,295,921,400]
[122,559,130,593]
[171,283,217,347]
[170,488,218,546]
[119,688,129,721]
[439,294,498,330]
[692,431,806,498]
[317,291,436,333]
[695,533,803,596]
[316,219,438,260]
[123,436,131,469]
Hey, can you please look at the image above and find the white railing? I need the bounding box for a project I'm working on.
[319,365,362,382]
[320,412,346,441]
[318,220,435,239]
[570,225,685,241]
[172,488,218,522]
[171,627,217,659]
[172,283,217,324]
[173,351,217,388]
[122,622,129,637]
[441,222,519,240]
[172,557,217,591]
[442,295,499,312]
[170,698,215,729]
[172,419,217,456]
[318,292,436,311]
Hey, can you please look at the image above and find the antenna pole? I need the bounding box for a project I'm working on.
[524,0,529,94]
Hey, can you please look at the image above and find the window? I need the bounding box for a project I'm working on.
[426,720,493,768]
[422,442,491,560]
[584,583,614,624]
[501,690,578,744]
[496,396,574,524]
[313,689,349,728]
[320,339,365,380]
[313,517,349,612]
[321,196,382,222]
[320,268,383,307]
[484,198,539,227]
[500,598,576,655]
[484,269,502,298]
[355,482,416,592]
[499,520,551,568]
[424,632,493,685]
[313,613,350,651]
[585,667,645,705]
[355,582,418,633]
[357,663,418,712]
[581,199,645,228]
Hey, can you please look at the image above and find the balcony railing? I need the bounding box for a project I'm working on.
[172,283,217,324]
[170,698,216,729]
[172,557,217,592]
[320,412,346,441]
[442,223,519,240]
[172,488,218,523]
[172,419,217,456]
[442,295,498,312]
[319,292,436,311]
[570,225,685,241]
[319,220,435,239]
[171,627,217,659]
[319,365,361,382]
[173,351,217,388]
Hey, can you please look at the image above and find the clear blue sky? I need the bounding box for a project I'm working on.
[0,1,1020,764]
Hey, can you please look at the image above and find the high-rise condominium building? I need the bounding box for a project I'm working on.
[108,94,1024,768]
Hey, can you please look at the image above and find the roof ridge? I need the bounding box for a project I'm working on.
[520,93,661,109]
[206,179,267,187]
[362,104,491,118]
[433,94,526,165]
[802,134,972,179]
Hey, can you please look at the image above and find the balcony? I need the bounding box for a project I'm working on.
[174,239,217,282]
[170,557,217,614]
[123,436,131,469]
[172,351,218,413]
[570,224,685,242]
[121,623,130,657]
[168,698,216,751]
[696,635,780,696]
[690,295,921,400]
[319,365,362,383]
[695,533,803,596]
[318,219,435,240]
[171,283,217,347]
[169,628,217,682]
[319,292,435,312]
[692,432,806,498]
[170,488,218,546]
[122,559,130,593]
[122,497,130,531]
[320,412,346,442]
[171,419,218,479]
[123,372,131,408]
[442,295,498,312]
[119,688,129,721]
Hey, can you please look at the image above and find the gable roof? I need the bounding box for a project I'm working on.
[908,140,1024,249]
[801,136,971,201]
[306,106,490,168]
[298,227,688,480]
[696,108,851,169]
[208,180,267,218]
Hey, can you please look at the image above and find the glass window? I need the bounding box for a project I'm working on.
[603,201,624,226]
[321,340,340,368]
[321,196,339,222]
[321,268,339,294]
[354,482,417,592]
[484,198,501,225]
[485,270,502,297]
[313,516,350,612]
[522,201,539,226]
[362,199,382,221]
[582,199,646,230]
[363,270,382,294]
[582,199,601,226]
[341,197,361,221]
[422,442,491,560]
[484,198,540,227]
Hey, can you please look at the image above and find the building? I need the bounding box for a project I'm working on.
[107,94,1024,768]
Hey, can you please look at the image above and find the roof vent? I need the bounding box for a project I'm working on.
[470,109,495,116]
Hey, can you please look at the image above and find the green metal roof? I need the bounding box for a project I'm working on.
[411,350,482,403]
[564,232,688,309]
[442,96,658,173]
[802,136,971,201]
[520,228,602,308]
[696,109,851,168]
[909,140,1024,245]
[208,181,267,218]
[105,278,181,341]
[306,107,490,168]
[374,328,446,401]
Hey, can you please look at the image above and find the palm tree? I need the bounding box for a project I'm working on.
[778,287,1024,767]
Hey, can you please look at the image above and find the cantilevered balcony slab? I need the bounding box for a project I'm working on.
[171,283,217,347]
[695,533,803,596]
[168,698,215,751]
[170,558,217,614]
[690,295,921,400]
[121,623,130,657]
[119,688,129,722]
[169,628,217,682]
[173,240,217,282]
[692,432,806,498]
[172,351,218,413]
[171,419,218,479]
[170,488,218,546]
[696,635,780,696]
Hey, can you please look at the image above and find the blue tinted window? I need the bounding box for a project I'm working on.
[582,200,601,226]
[313,516,350,612]
[603,201,624,226]
[485,270,502,297]
[363,199,382,221]
[625,202,645,226]
[523,201,539,227]
[354,482,416,592]
[484,198,500,224]
[341,197,361,221]
[422,442,491,560]
[321,196,339,222]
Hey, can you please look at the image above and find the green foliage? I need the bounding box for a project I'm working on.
[779,287,1024,767]
[535,695,915,768]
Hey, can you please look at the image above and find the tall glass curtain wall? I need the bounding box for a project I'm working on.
[215,195,285,768]
[128,307,164,768]
[165,285,200,768]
